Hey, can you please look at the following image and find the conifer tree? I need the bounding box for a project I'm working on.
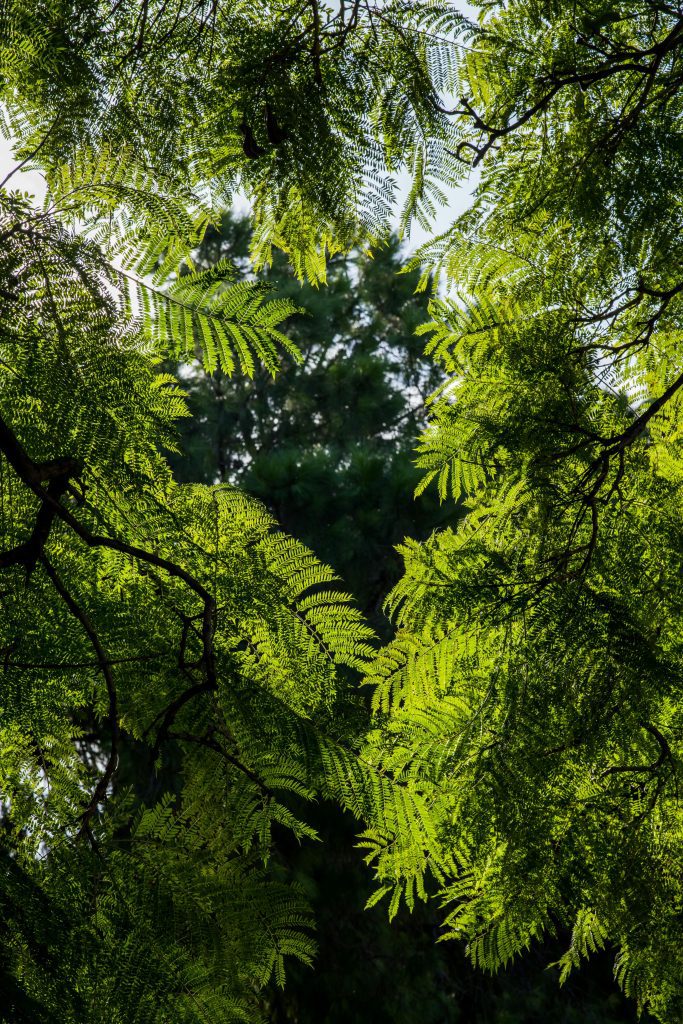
[169,213,446,619]
[3,2,683,1022]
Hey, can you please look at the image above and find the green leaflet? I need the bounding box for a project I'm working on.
[0,0,469,282]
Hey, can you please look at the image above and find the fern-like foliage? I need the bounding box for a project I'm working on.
[0,7,476,1011]
[360,5,683,1021]
[7,1,683,1020]
[0,0,469,282]
[25,141,300,376]
[0,185,380,1021]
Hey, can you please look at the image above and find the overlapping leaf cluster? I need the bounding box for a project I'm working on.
[362,3,683,1021]
[0,0,466,280]
[0,4,467,1015]
[4,0,683,1021]
[0,183,383,1020]
[0,2,461,1016]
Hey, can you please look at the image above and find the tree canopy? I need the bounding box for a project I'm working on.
[175,210,645,1024]
[169,215,447,619]
[2,1,683,1022]
[0,0,464,278]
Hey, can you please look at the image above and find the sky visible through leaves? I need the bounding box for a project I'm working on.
[0,133,474,252]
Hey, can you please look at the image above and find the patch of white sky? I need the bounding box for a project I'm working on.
[0,133,48,201]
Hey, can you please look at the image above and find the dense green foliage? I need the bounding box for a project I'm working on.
[0,0,464,279]
[0,184,381,1020]
[361,4,683,1022]
[0,3,465,1017]
[2,1,683,1022]
[170,215,446,618]
[167,218,464,1024]
[175,212,644,1024]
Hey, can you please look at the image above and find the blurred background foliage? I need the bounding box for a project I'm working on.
[166,211,648,1024]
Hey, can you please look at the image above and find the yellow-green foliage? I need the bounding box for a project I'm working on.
[6,2,683,1022]
[362,5,683,1021]
[0,185,379,1022]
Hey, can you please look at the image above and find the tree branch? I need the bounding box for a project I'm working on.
[40,557,119,836]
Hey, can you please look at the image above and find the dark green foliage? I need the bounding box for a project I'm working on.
[264,808,650,1024]
[3,1,683,1021]
[0,186,380,1021]
[169,213,448,618]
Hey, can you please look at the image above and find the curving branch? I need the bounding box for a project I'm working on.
[40,557,120,836]
[601,720,674,778]
[540,366,683,579]
[0,411,221,826]
[147,679,214,761]
[444,16,683,166]
[0,413,217,671]
[575,279,683,357]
